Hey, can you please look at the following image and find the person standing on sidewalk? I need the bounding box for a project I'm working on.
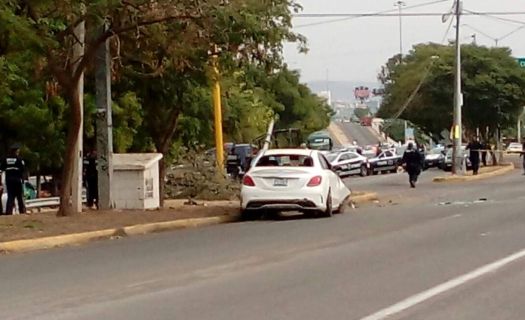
[83,149,98,209]
[521,139,525,175]
[0,144,27,215]
[402,143,424,188]
[466,137,483,175]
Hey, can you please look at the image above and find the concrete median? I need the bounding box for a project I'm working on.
[0,193,380,254]
[0,215,238,254]
[351,192,379,204]
[433,164,515,183]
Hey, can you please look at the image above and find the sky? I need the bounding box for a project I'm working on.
[283,0,525,84]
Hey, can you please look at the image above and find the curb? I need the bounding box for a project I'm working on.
[0,215,238,254]
[433,164,515,183]
[351,192,379,204]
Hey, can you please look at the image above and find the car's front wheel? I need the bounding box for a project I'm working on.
[240,210,260,221]
[319,191,333,218]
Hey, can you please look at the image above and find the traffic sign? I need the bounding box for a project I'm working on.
[518,58,525,68]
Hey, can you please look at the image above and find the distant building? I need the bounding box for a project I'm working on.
[318,91,332,107]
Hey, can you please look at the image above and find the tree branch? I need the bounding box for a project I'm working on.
[72,14,200,83]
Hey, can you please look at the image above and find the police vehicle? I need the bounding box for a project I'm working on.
[366,150,402,175]
[325,151,369,177]
[325,151,368,177]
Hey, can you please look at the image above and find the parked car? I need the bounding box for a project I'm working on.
[442,146,472,171]
[325,151,368,177]
[240,149,351,219]
[506,142,523,154]
[366,150,402,175]
[207,143,259,177]
[424,148,445,169]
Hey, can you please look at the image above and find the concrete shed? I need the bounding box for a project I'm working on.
[112,153,163,210]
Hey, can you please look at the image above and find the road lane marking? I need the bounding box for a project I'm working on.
[360,248,525,320]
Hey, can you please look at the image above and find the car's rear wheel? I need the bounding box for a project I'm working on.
[319,191,333,218]
[390,165,398,174]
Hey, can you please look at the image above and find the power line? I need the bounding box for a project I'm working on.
[295,0,449,29]
[294,11,525,18]
[441,14,455,44]
[463,9,525,26]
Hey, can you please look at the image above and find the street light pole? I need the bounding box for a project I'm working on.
[395,1,406,58]
[452,0,463,175]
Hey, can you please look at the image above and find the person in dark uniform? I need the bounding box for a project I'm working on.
[0,144,27,215]
[466,137,483,175]
[402,142,424,188]
[83,149,98,209]
[521,139,525,175]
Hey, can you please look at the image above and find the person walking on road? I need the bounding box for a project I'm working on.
[0,144,27,215]
[402,143,424,188]
[83,149,98,209]
[466,137,483,175]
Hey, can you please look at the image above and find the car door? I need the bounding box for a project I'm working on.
[318,154,347,206]
[383,151,396,169]
[337,153,351,173]
[345,153,363,174]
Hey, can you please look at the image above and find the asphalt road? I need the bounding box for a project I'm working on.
[336,122,380,147]
[2,169,525,320]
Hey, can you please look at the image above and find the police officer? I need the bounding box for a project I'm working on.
[0,144,27,215]
[402,142,424,188]
[466,136,483,175]
[83,149,98,209]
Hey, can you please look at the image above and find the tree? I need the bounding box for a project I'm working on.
[3,0,305,215]
[378,43,525,141]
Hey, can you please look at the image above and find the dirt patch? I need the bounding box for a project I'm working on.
[0,199,239,242]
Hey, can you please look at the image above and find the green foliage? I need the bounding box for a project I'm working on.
[0,0,324,180]
[378,43,525,140]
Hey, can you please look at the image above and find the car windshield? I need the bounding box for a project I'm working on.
[325,153,338,162]
[429,148,443,155]
[509,143,521,147]
[255,154,314,167]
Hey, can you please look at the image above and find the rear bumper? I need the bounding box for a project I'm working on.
[241,188,326,211]
[245,199,319,211]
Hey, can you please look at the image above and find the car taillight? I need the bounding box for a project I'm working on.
[307,176,322,187]
[242,175,256,187]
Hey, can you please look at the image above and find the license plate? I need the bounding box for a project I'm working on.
[273,178,288,186]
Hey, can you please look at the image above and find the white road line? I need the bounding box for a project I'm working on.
[360,248,525,320]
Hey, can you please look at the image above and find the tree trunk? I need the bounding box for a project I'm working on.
[57,86,83,216]
[155,107,181,207]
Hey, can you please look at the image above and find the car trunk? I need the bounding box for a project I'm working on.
[249,168,315,191]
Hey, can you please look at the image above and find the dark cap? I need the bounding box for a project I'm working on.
[10,143,21,150]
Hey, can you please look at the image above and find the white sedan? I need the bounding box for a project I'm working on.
[241,149,351,219]
[506,142,523,154]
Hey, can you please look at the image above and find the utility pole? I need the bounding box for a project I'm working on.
[95,22,114,210]
[395,1,406,59]
[518,107,525,142]
[210,45,224,171]
[452,0,463,175]
[71,7,85,213]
